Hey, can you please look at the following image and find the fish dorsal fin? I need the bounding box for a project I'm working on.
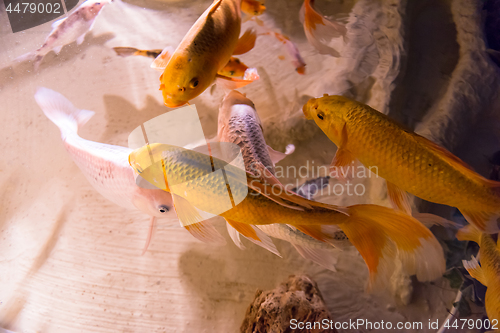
[51,18,65,29]
[151,46,174,72]
[233,28,257,55]
[208,0,223,15]
[413,134,499,187]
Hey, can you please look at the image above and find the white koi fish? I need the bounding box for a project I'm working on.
[34,87,225,253]
[17,0,111,70]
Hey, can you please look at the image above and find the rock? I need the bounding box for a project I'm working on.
[240,275,337,333]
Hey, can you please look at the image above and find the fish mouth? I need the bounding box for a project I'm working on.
[164,101,187,108]
[302,98,317,120]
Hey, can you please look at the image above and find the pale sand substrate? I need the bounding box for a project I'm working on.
[0,0,498,332]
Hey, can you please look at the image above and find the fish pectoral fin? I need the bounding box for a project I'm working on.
[386,181,412,215]
[53,45,63,55]
[151,46,174,72]
[184,220,226,245]
[76,34,85,46]
[456,224,482,243]
[141,216,157,255]
[462,256,487,286]
[215,73,259,90]
[329,123,357,181]
[459,209,500,233]
[226,221,245,249]
[233,28,257,55]
[292,244,337,271]
[172,194,214,227]
[267,144,295,165]
[225,219,281,257]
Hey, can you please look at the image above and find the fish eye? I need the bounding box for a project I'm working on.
[189,78,199,88]
[254,10,258,14]
[229,71,235,76]
[317,111,325,120]
[158,205,169,214]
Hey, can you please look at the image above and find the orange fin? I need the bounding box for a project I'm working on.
[386,181,412,215]
[184,220,226,245]
[141,216,157,255]
[299,0,346,57]
[339,204,446,290]
[329,124,355,181]
[292,244,337,271]
[151,46,174,72]
[225,219,281,256]
[462,256,487,286]
[215,73,259,90]
[233,28,257,55]
[459,209,500,233]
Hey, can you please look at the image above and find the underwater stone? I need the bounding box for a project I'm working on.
[240,275,337,333]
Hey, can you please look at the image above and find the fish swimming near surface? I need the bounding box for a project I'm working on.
[457,225,500,326]
[129,140,446,288]
[217,90,347,270]
[151,0,259,107]
[16,0,111,71]
[34,87,226,253]
[262,31,306,74]
[299,0,346,57]
[302,94,500,233]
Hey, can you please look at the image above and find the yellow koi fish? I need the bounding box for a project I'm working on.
[299,0,346,57]
[152,0,259,107]
[129,142,446,287]
[457,225,500,326]
[303,95,500,233]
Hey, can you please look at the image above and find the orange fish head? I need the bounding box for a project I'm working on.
[302,98,318,120]
[242,0,266,16]
[160,57,214,108]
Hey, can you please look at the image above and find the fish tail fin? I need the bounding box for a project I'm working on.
[113,47,140,57]
[34,87,95,137]
[456,224,482,244]
[338,204,445,289]
[14,51,35,64]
